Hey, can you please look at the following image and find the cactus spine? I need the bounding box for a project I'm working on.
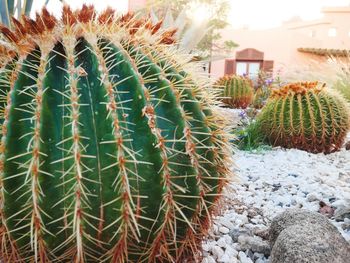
[0,6,231,262]
[216,75,254,108]
[256,82,350,153]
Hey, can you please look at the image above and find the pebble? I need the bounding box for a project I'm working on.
[219,218,235,230]
[219,226,230,234]
[212,245,224,259]
[238,251,253,263]
[217,237,227,248]
[237,235,270,255]
[202,256,216,263]
[224,245,238,257]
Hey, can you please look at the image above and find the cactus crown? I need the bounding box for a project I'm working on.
[271,81,325,98]
[0,5,231,263]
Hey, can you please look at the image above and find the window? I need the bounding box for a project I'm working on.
[236,62,260,79]
[328,28,337,37]
[236,62,247,76]
[309,30,316,37]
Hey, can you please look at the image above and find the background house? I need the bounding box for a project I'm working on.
[211,6,350,80]
[127,1,350,80]
[128,0,147,11]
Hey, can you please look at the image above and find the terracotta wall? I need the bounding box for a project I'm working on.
[128,0,147,11]
[211,7,350,80]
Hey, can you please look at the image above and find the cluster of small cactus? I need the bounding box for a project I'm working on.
[255,82,350,153]
[0,5,231,262]
[215,75,254,109]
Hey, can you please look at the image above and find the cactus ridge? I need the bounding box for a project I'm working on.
[0,5,232,262]
[215,75,254,109]
[257,81,350,153]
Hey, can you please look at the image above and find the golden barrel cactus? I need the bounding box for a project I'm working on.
[215,75,254,109]
[0,6,231,262]
[256,82,350,153]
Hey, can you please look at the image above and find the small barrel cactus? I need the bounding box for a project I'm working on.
[256,81,350,153]
[0,6,231,262]
[215,75,254,109]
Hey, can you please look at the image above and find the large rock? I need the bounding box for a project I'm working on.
[269,209,350,263]
[269,209,334,246]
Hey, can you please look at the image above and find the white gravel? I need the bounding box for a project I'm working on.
[201,147,350,263]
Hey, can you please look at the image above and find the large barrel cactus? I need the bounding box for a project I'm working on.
[215,75,254,109]
[0,6,231,262]
[256,81,350,153]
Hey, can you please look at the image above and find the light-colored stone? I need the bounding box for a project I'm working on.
[217,253,231,263]
[229,228,253,242]
[217,237,228,248]
[212,245,225,259]
[334,206,350,222]
[237,235,270,256]
[219,226,230,234]
[223,234,233,245]
[202,242,211,252]
[202,255,216,263]
[219,217,235,229]
[225,245,239,257]
[238,251,253,263]
[305,192,321,202]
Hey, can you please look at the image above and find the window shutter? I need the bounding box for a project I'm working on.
[225,59,235,75]
[262,60,274,73]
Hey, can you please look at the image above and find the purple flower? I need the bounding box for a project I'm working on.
[265,78,273,85]
[239,110,247,119]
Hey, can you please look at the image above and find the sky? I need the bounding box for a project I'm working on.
[228,0,350,29]
[32,0,350,29]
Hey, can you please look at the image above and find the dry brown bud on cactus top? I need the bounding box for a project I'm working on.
[0,5,232,263]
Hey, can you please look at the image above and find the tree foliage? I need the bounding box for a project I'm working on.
[146,0,236,53]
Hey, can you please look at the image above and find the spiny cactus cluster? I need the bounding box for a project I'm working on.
[215,75,254,109]
[0,6,232,262]
[256,82,350,153]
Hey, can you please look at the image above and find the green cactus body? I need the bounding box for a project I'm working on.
[256,82,350,153]
[215,75,254,109]
[0,6,231,263]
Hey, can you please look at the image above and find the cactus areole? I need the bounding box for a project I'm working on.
[0,6,231,262]
[258,82,350,153]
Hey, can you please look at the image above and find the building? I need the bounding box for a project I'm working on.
[211,6,350,80]
[128,0,147,11]
[127,1,350,80]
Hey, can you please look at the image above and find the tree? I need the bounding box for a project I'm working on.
[145,0,237,56]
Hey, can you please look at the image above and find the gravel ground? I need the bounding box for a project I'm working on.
[201,147,350,263]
